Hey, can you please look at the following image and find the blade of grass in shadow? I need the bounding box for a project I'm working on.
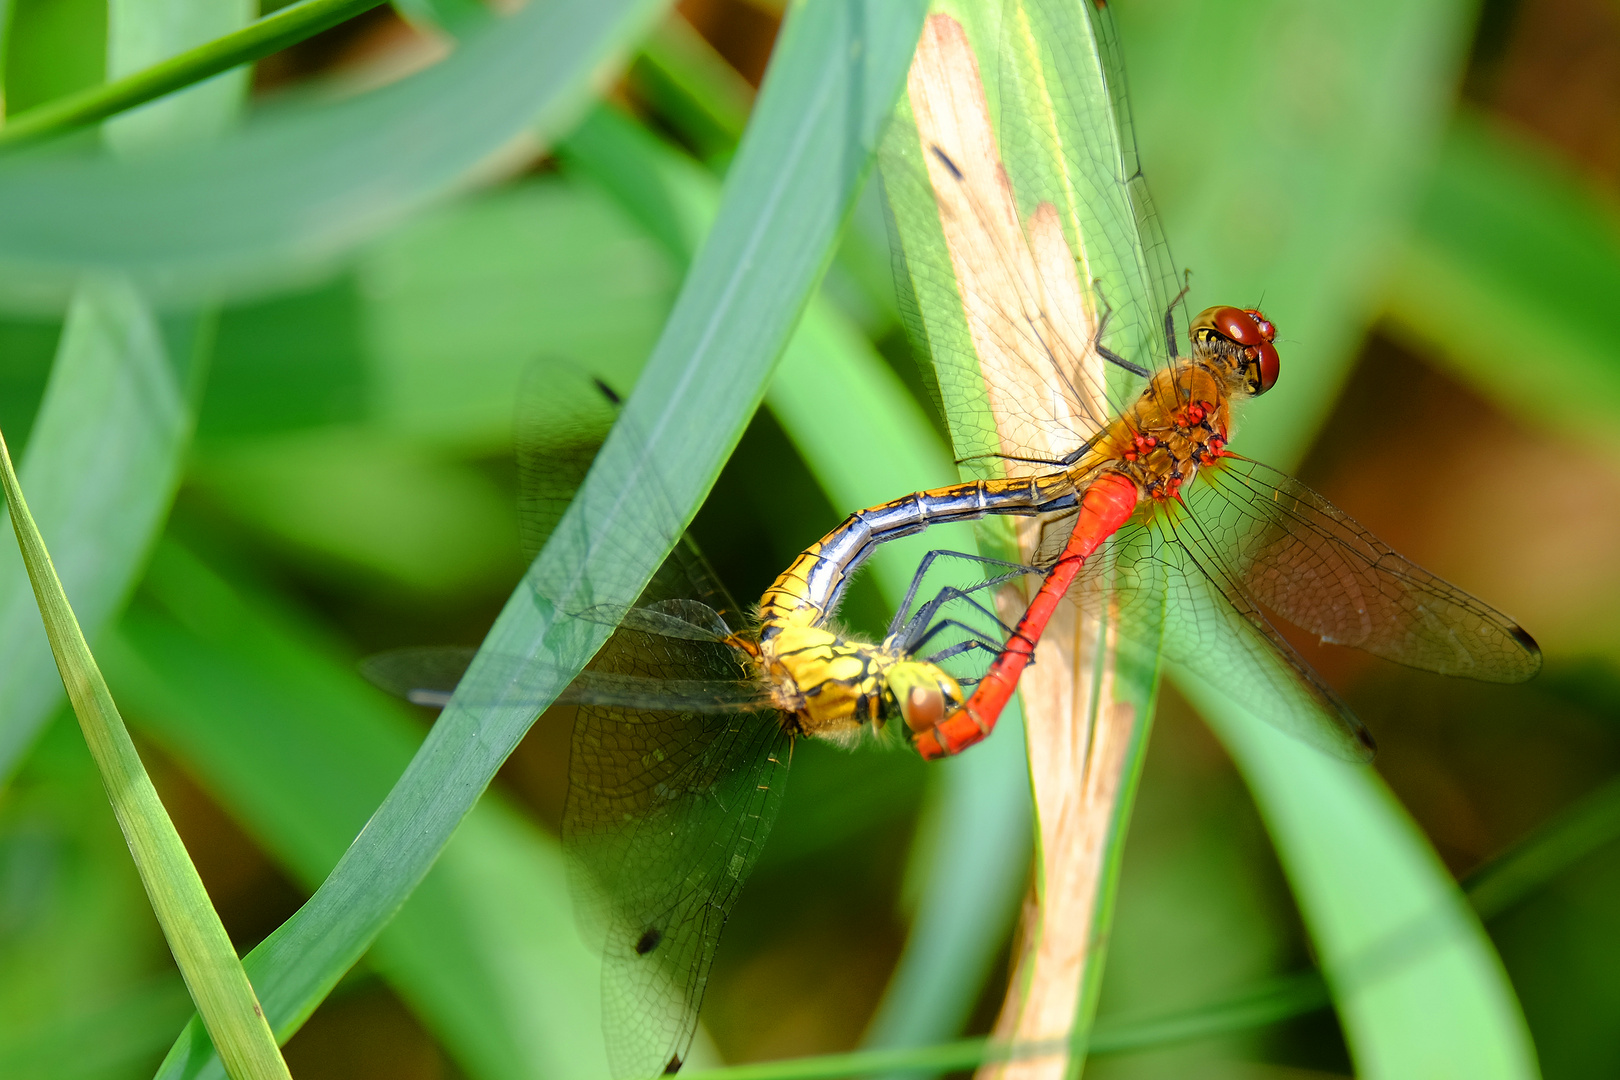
[103,537,608,1080]
[561,100,1034,1054]
[0,0,669,310]
[149,2,930,1074]
[0,431,290,1079]
[1384,109,1620,446]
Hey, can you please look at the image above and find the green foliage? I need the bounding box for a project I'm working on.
[1,0,1618,1078]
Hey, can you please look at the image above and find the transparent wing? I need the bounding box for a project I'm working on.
[1000,0,1187,374]
[515,359,624,560]
[565,644,791,1079]
[567,537,790,1079]
[882,3,1181,476]
[515,366,792,1077]
[1192,457,1543,682]
[1050,511,1376,762]
[360,643,775,713]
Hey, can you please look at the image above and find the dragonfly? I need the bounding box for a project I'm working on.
[796,2,1543,762]
[374,0,1541,1072]
[365,362,1043,1079]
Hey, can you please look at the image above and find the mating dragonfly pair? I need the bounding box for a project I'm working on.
[369,3,1540,1077]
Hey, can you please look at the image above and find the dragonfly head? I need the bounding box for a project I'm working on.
[1191,306,1280,397]
[884,661,965,736]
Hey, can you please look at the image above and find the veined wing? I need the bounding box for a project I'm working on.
[883,2,1183,476]
[563,535,791,1079]
[1037,508,1376,762]
[515,365,791,1078]
[1192,457,1542,682]
[361,644,775,713]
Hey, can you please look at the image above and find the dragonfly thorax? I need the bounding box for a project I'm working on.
[1086,307,1279,503]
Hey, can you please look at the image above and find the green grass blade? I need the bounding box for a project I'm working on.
[0,0,668,309]
[1190,682,1538,1078]
[7,0,315,151]
[0,0,384,149]
[103,538,607,1080]
[0,0,240,780]
[0,432,290,1080]
[1385,110,1620,443]
[146,3,929,1074]
[631,14,753,162]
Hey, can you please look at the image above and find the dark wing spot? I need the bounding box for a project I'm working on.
[929,145,964,180]
[634,927,663,955]
[1510,623,1541,658]
[592,377,623,406]
[664,1054,683,1074]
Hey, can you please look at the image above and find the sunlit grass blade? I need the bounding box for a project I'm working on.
[1384,110,1620,445]
[0,431,290,1080]
[882,9,1166,1073]
[147,3,929,1074]
[103,538,607,1080]
[1110,0,1539,1072]
[0,0,669,309]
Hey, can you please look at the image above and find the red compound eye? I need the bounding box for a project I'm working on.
[1192,306,1281,395]
[1194,305,1266,346]
[1253,340,1280,394]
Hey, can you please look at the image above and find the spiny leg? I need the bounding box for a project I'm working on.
[914,472,1140,760]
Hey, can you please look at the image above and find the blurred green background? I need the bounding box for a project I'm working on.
[0,0,1618,1077]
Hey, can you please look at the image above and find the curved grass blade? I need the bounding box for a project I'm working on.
[148,2,931,1074]
[0,0,669,310]
[0,430,290,1079]
[0,278,198,780]
[1188,674,1538,1078]
[0,0,247,783]
[104,538,609,1080]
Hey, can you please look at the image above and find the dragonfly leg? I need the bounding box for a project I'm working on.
[896,574,1033,654]
[890,548,1036,635]
[914,472,1140,760]
[1087,282,1151,378]
[909,616,1008,664]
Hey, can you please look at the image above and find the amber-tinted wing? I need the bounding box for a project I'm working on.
[1028,455,1539,760]
[1192,457,1542,682]
[1034,507,1375,761]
